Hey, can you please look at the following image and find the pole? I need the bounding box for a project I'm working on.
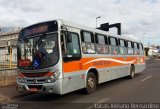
[96,19,97,28]
[96,16,101,28]
[143,33,146,45]
[9,47,12,68]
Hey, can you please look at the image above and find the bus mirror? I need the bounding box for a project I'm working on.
[61,30,65,36]
[61,31,67,53]
[66,33,72,43]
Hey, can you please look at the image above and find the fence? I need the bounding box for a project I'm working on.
[0,47,17,69]
[0,68,17,86]
[0,39,17,86]
[0,48,17,86]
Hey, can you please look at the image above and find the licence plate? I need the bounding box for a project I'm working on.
[30,88,38,92]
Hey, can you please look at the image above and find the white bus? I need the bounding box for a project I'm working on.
[17,19,146,94]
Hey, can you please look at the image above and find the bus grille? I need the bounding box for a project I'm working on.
[22,72,49,78]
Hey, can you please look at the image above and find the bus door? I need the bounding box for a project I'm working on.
[60,30,84,94]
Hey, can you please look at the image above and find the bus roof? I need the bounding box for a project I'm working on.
[59,19,140,43]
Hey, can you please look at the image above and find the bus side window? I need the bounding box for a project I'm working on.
[127,41,133,55]
[95,34,108,54]
[119,39,127,55]
[81,31,95,54]
[109,37,119,55]
[133,42,140,55]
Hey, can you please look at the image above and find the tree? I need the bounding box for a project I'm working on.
[156,46,160,49]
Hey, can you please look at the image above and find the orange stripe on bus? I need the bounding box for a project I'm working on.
[63,56,145,73]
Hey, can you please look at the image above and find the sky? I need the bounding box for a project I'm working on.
[0,0,160,45]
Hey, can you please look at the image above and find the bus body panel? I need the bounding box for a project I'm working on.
[62,56,145,94]
[62,71,85,94]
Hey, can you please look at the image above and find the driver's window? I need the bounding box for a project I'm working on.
[66,33,80,55]
[62,32,81,62]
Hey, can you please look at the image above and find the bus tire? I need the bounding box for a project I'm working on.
[129,65,135,79]
[85,72,97,94]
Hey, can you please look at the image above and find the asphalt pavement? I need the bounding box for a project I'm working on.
[0,58,160,109]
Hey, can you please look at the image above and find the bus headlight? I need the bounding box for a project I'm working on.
[47,72,60,83]
[17,73,25,83]
[18,77,25,83]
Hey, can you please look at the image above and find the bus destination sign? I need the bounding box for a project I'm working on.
[19,21,58,39]
[24,25,48,37]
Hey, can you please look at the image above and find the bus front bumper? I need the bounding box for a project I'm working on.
[17,79,62,94]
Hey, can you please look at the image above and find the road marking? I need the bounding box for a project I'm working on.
[155,59,160,61]
[97,98,110,103]
[141,76,152,82]
[85,98,110,109]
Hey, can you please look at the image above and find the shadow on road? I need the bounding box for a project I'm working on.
[12,73,145,103]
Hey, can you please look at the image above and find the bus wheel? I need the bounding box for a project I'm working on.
[85,72,97,94]
[129,66,135,79]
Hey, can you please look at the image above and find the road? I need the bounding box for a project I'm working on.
[0,59,160,109]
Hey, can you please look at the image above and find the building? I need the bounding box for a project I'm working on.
[0,30,20,68]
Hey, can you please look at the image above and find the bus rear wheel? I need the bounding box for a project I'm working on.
[85,72,97,94]
[129,66,135,79]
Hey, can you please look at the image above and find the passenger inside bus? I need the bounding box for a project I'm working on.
[37,41,48,58]
[110,46,118,55]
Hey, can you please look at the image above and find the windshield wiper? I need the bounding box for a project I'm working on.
[35,34,46,47]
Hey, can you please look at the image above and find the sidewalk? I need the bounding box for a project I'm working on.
[0,85,18,102]
[0,69,16,87]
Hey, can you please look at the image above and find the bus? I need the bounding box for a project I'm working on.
[17,19,146,94]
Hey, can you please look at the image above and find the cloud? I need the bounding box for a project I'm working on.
[0,0,43,12]
[0,0,160,45]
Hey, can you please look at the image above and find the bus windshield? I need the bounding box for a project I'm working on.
[17,33,59,69]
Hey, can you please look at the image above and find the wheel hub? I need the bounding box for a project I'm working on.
[88,77,95,88]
